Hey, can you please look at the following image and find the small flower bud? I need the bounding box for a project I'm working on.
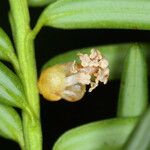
[38,64,66,101]
[38,49,109,102]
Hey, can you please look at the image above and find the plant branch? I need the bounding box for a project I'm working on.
[9,0,42,150]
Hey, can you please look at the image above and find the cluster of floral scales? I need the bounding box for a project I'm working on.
[68,48,109,92]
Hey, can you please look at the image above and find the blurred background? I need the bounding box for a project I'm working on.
[0,1,150,149]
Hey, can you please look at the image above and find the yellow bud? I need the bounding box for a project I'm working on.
[38,63,86,102]
[38,49,109,102]
[38,64,66,101]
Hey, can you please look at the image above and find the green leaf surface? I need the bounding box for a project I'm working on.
[0,61,26,108]
[117,45,148,117]
[124,107,150,150]
[42,43,149,80]
[0,28,16,62]
[36,0,150,30]
[0,104,24,148]
[28,0,56,7]
[53,117,138,150]
[0,28,21,75]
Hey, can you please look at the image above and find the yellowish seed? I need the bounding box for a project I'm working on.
[38,64,66,101]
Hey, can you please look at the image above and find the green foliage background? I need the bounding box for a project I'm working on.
[0,0,150,150]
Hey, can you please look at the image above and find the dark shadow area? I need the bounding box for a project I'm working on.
[0,1,150,150]
[41,80,119,149]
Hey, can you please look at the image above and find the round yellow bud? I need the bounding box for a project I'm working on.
[38,64,66,101]
[38,49,109,102]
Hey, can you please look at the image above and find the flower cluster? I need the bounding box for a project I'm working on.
[38,49,109,102]
[69,48,109,92]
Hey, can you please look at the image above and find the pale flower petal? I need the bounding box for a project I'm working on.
[77,73,91,85]
[99,58,109,69]
[64,49,109,95]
